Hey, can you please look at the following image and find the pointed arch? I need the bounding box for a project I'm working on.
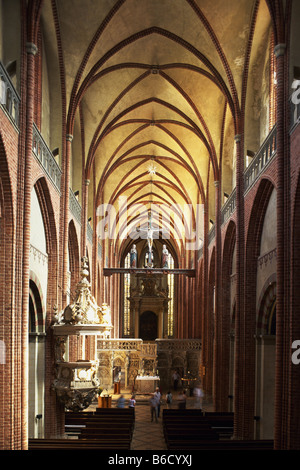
[68,219,80,298]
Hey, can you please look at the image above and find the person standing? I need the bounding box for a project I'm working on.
[177,389,187,409]
[117,394,126,408]
[193,384,204,409]
[166,391,173,409]
[149,393,158,422]
[172,370,180,391]
[154,387,161,418]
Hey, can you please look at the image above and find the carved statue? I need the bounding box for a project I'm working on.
[130,244,137,267]
[100,303,112,325]
[161,244,169,268]
[55,337,66,362]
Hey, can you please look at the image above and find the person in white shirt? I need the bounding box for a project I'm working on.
[193,384,204,409]
[149,393,159,422]
[172,371,180,391]
[128,394,136,408]
[154,387,161,418]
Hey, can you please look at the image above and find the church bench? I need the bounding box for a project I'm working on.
[65,408,135,419]
[84,420,134,428]
[162,416,234,429]
[66,415,135,423]
[162,415,234,427]
[163,426,233,440]
[28,438,131,450]
[162,412,234,440]
[65,420,135,437]
[163,409,205,416]
[162,410,233,418]
[95,407,135,415]
[65,412,135,429]
[80,427,133,438]
[79,433,132,442]
[164,430,219,441]
[66,417,134,426]
[165,416,234,423]
[166,439,274,451]
[65,411,95,418]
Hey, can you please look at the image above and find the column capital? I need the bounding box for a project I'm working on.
[26,42,38,56]
[85,179,90,186]
[66,134,73,142]
[274,43,286,58]
[214,180,219,187]
[234,134,241,143]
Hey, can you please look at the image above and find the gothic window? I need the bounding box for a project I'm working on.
[167,252,174,337]
[123,252,131,336]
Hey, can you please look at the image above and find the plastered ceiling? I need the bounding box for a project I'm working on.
[41,0,272,256]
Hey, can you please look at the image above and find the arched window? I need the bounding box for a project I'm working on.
[29,279,43,333]
[167,252,175,337]
[123,252,131,336]
[267,299,276,335]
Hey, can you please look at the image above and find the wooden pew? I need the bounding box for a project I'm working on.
[28,438,131,450]
[162,412,272,450]
[65,409,135,436]
[95,407,135,414]
[162,410,234,440]
[166,439,274,451]
[79,423,133,441]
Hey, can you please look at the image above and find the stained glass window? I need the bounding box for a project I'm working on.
[123,252,131,336]
[167,252,174,337]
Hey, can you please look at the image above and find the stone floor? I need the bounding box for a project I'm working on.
[88,388,213,451]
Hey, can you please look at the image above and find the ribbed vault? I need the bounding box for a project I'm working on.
[41,0,273,261]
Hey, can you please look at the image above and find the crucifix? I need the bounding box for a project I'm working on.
[137,210,160,268]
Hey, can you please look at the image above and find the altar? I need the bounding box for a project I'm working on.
[135,376,160,393]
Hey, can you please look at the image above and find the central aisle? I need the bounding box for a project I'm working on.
[94,390,213,451]
[130,400,167,451]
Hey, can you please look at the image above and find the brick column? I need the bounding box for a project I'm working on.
[62,134,73,306]
[20,41,38,450]
[273,43,287,450]
[201,202,209,391]
[233,133,245,439]
[213,180,222,410]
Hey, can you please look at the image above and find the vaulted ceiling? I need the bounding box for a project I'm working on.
[41,0,272,259]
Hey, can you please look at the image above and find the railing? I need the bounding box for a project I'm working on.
[32,123,62,191]
[30,244,48,266]
[97,338,201,352]
[156,338,201,351]
[290,94,300,133]
[0,61,20,126]
[203,126,277,252]
[244,125,277,193]
[221,188,236,225]
[208,224,215,246]
[97,338,143,351]
[0,58,100,251]
[87,221,93,244]
[69,188,82,224]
